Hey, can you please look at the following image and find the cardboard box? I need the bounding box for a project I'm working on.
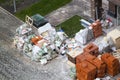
[67,60,75,67]
[67,48,83,64]
[107,29,120,49]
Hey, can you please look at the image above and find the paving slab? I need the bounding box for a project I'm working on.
[45,0,91,26]
[45,0,110,26]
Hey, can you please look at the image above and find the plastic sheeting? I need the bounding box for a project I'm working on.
[16,23,32,36]
[32,45,42,61]
[95,36,114,53]
[69,67,76,79]
[75,28,94,45]
[38,23,52,34]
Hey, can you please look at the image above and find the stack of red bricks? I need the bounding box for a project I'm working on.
[85,54,106,78]
[76,60,97,80]
[76,51,120,80]
[101,53,120,76]
[90,20,102,38]
[83,43,99,57]
[76,54,86,63]
[76,54,106,80]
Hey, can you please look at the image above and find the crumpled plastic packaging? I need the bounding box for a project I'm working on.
[32,45,41,61]
[69,67,76,79]
[40,58,47,65]
[14,23,69,64]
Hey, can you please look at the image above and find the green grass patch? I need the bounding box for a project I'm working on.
[0,0,6,3]
[56,15,84,37]
[15,0,72,20]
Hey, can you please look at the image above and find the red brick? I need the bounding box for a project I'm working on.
[101,53,120,76]
[76,54,86,64]
[90,20,102,38]
[84,54,106,78]
[83,43,99,57]
[76,61,97,80]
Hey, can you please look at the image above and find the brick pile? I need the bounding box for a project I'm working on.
[90,20,102,38]
[101,53,120,76]
[76,54,86,64]
[117,78,120,80]
[76,60,97,80]
[83,43,99,57]
[85,54,106,78]
[76,44,120,79]
[76,54,106,79]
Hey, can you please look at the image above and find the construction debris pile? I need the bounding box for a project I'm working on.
[14,21,67,64]
[66,19,120,80]
[75,43,120,80]
[13,14,120,79]
[75,20,102,45]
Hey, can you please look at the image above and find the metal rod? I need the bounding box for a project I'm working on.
[13,0,16,12]
[95,7,98,20]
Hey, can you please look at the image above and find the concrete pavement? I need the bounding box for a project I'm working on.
[0,7,72,80]
[45,0,91,26]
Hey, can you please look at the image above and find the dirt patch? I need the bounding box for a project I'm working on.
[0,0,40,14]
